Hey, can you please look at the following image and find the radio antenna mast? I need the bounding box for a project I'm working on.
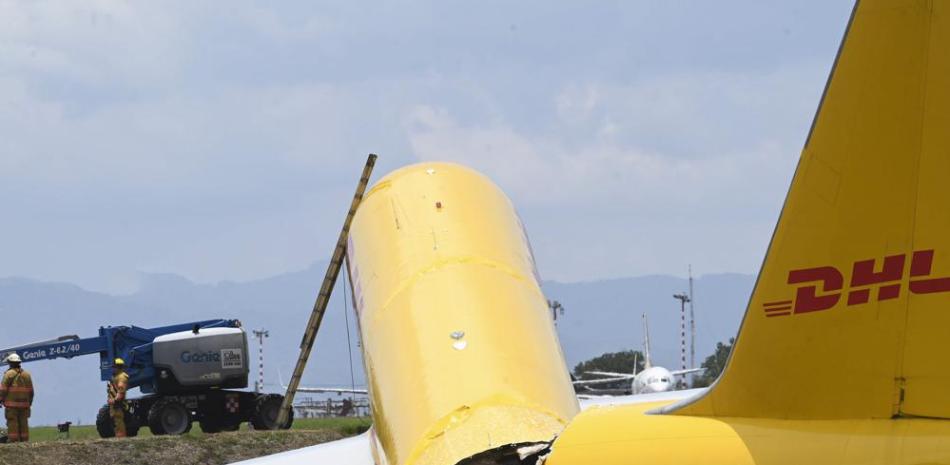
[689,265,696,383]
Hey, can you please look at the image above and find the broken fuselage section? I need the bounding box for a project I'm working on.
[346,162,579,465]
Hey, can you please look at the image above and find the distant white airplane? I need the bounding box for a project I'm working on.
[573,314,701,395]
[294,386,368,395]
[278,370,367,396]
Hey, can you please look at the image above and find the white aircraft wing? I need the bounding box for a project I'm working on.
[278,370,368,395]
[669,368,703,377]
[578,387,707,410]
[572,377,633,386]
[584,371,635,378]
[296,386,369,395]
[229,431,374,465]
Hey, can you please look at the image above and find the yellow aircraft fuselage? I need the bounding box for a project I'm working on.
[346,163,579,465]
[545,400,950,465]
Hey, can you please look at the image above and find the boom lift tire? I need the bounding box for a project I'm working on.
[251,394,294,430]
[96,406,114,438]
[148,398,191,435]
[97,405,141,438]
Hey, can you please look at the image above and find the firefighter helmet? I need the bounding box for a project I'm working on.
[4,354,21,364]
[114,358,125,367]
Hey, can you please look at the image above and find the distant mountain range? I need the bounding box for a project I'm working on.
[0,265,753,425]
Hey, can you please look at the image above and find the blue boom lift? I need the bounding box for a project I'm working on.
[0,319,292,437]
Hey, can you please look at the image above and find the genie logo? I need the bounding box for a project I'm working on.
[764,249,950,317]
[180,351,221,364]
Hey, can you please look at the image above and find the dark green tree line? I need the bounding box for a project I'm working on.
[692,337,734,387]
[572,350,645,380]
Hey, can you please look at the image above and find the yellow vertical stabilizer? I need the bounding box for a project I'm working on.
[676,0,950,420]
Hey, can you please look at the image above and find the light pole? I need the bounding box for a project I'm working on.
[252,329,269,393]
[673,293,691,388]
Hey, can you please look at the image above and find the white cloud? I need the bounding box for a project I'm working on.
[0,0,850,291]
[403,67,821,281]
[405,69,813,211]
[0,80,369,190]
[0,1,191,88]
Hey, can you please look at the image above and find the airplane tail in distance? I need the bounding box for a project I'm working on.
[674,0,950,420]
[642,314,653,370]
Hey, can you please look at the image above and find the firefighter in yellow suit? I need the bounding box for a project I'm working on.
[0,354,34,443]
[107,358,129,438]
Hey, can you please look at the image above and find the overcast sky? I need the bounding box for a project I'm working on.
[0,1,855,294]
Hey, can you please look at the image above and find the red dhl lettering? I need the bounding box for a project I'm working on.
[765,249,950,317]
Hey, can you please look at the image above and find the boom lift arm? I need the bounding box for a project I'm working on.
[0,319,240,393]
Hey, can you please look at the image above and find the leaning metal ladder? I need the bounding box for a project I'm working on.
[276,154,377,427]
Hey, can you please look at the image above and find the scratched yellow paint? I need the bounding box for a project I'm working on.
[346,162,579,465]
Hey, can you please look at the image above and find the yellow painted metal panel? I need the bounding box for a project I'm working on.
[347,162,578,465]
[902,0,950,419]
[547,402,756,465]
[677,0,950,419]
[547,400,950,465]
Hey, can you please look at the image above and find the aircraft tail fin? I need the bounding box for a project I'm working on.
[641,314,653,370]
[674,0,950,420]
